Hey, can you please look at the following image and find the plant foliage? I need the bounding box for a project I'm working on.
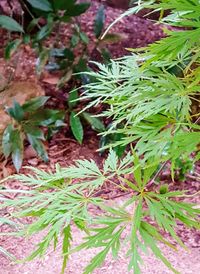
[0,151,199,273]
[2,96,65,171]
[0,0,200,273]
[67,89,105,144]
[0,0,119,86]
[81,0,200,170]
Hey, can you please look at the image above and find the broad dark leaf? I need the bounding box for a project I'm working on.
[64,48,74,61]
[2,125,13,158]
[70,34,79,47]
[29,109,65,126]
[35,24,53,41]
[68,89,79,109]
[100,48,111,63]
[74,59,92,84]
[4,39,21,60]
[0,15,24,32]
[64,3,90,17]
[53,0,75,11]
[94,5,105,38]
[70,111,83,144]
[80,32,89,44]
[82,112,105,132]
[22,96,50,112]
[27,134,48,162]
[59,15,71,23]
[23,125,45,140]
[6,101,25,122]
[10,129,24,172]
[27,0,53,12]
[99,132,126,157]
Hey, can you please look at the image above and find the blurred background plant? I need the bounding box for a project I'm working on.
[0,0,121,170]
[2,96,65,171]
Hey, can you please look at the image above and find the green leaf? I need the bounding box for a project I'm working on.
[27,0,53,12]
[64,3,90,17]
[10,129,24,172]
[0,15,24,32]
[2,125,13,158]
[63,48,74,61]
[4,39,21,60]
[23,34,31,44]
[22,96,50,112]
[71,34,79,47]
[94,5,105,38]
[80,32,89,44]
[23,125,45,140]
[27,18,40,33]
[53,0,75,11]
[82,112,105,132]
[83,248,108,274]
[35,24,53,41]
[143,162,158,185]
[27,134,48,162]
[61,225,72,274]
[70,112,83,144]
[140,228,180,274]
[100,48,111,63]
[132,152,142,188]
[103,149,118,172]
[131,198,143,240]
[6,101,25,122]
[29,109,65,126]
[68,89,79,109]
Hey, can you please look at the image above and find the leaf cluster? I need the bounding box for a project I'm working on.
[80,0,200,168]
[67,89,105,144]
[1,151,199,273]
[2,96,65,171]
[0,1,120,87]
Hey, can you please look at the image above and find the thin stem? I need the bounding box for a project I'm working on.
[106,178,129,192]
[181,190,200,198]
[18,0,41,30]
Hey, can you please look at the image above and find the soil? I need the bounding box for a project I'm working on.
[1,224,200,274]
[0,1,200,274]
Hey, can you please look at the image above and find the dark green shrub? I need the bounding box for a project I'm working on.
[2,96,65,171]
[0,0,108,86]
[0,0,119,155]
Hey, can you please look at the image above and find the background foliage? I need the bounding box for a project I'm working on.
[0,0,110,169]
